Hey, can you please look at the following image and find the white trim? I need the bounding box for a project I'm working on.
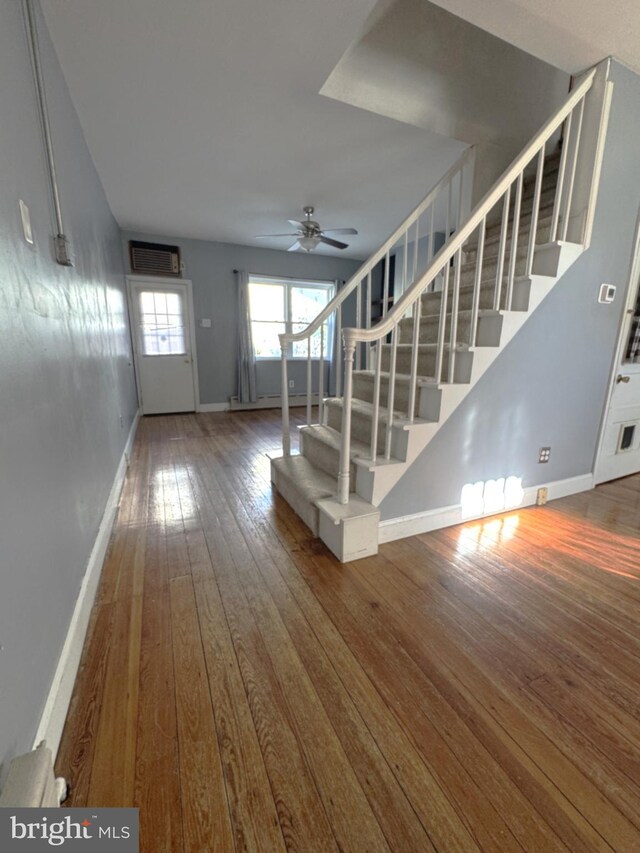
[229,393,319,411]
[126,276,200,414]
[198,402,230,412]
[32,409,141,759]
[379,473,594,543]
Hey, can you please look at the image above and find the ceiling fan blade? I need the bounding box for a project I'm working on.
[288,220,306,229]
[320,235,348,250]
[321,228,358,235]
[254,232,301,238]
[288,241,302,252]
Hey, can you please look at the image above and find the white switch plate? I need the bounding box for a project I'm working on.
[199,318,212,328]
[19,199,34,245]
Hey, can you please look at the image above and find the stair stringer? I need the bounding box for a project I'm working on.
[346,240,584,508]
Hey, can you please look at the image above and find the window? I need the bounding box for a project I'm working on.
[248,275,335,359]
[137,290,186,355]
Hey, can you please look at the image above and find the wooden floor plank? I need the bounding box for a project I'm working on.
[170,574,235,853]
[55,411,640,852]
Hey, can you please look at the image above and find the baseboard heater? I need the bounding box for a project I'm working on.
[229,393,320,411]
[0,743,67,807]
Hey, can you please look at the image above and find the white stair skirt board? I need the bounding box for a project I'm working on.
[32,410,141,761]
[379,473,594,543]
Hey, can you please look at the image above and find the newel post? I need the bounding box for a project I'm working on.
[280,336,291,456]
[338,333,356,504]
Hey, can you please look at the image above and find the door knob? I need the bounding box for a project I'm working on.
[616,374,630,384]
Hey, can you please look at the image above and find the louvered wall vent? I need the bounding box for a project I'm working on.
[129,240,181,276]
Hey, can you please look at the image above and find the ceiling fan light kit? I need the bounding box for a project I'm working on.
[255,206,358,252]
[299,235,320,251]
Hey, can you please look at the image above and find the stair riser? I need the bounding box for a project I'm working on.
[379,347,472,381]
[459,255,528,289]
[486,185,557,232]
[465,220,553,265]
[484,203,556,244]
[421,285,497,316]
[521,167,559,201]
[271,468,320,536]
[398,314,474,346]
[519,181,558,211]
[300,430,356,484]
[326,403,385,453]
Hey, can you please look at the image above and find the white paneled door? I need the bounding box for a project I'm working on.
[128,277,197,414]
[595,213,640,484]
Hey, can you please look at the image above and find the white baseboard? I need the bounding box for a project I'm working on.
[379,472,594,544]
[198,402,230,412]
[229,393,319,411]
[32,409,141,759]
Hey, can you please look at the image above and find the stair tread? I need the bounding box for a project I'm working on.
[374,342,470,353]
[326,394,436,424]
[316,494,379,522]
[271,454,336,503]
[302,423,372,461]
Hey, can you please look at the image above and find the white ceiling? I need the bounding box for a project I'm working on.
[41,0,639,260]
[429,0,640,77]
[40,0,465,259]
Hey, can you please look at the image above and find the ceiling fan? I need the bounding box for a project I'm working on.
[255,206,357,252]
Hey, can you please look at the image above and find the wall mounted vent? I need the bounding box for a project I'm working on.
[129,240,181,276]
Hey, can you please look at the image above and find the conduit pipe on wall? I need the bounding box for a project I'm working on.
[23,0,73,265]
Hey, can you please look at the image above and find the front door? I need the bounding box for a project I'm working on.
[129,278,197,415]
[595,215,640,484]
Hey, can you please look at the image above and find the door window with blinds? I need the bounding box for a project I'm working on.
[248,275,335,359]
[137,289,187,356]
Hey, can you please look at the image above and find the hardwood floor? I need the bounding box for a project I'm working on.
[55,410,640,852]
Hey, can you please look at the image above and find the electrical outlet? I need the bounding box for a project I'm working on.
[536,487,548,506]
[538,446,551,463]
[288,380,295,389]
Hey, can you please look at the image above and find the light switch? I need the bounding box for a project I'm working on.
[199,318,212,328]
[19,199,34,245]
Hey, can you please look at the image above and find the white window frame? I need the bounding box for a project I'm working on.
[248,273,335,360]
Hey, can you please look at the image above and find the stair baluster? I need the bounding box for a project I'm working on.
[551,112,573,240]
[470,218,486,346]
[448,247,462,384]
[493,186,511,311]
[561,99,586,242]
[526,147,546,277]
[370,344,382,461]
[306,337,312,426]
[384,326,399,462]
[506,172,524,310]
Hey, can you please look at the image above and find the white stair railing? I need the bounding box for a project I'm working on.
[334,67,598,503]
[278,145,476,455]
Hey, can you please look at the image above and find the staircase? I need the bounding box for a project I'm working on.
[271,62,612,561]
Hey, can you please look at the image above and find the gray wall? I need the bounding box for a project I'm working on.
[122,231,364,403]
[0,0,138,781]
[381,60,640,521]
